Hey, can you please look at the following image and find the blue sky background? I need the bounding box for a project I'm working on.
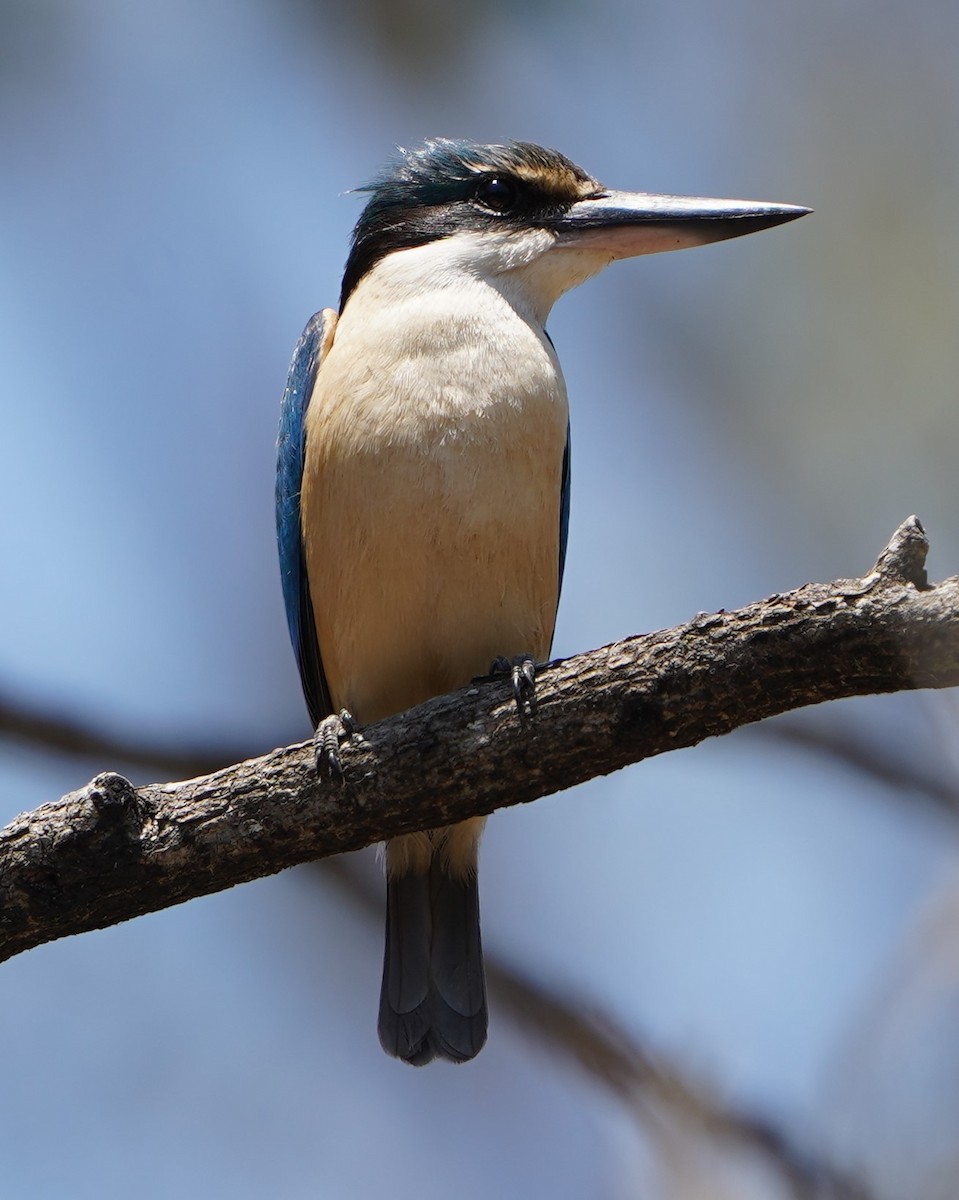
[2,2,959,1196]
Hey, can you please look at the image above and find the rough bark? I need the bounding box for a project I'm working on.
[1,516,955,964]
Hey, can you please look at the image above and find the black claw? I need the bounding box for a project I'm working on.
[339,709,360,736]
[512,656,537,711]
[313,709,356,779]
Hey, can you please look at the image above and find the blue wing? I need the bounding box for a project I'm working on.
[276,309,335,728]
[543,328,572,610]
[558,422,571,599]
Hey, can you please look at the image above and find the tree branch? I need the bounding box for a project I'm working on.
[2,516,956,964]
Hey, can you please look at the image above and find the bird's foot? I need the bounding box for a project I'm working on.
[314,709,358,779]
[488,654,538,717]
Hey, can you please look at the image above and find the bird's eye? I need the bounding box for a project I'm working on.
[475,176,520,213]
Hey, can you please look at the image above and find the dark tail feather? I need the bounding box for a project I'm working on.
[378,872,433,1064]
[378,861,487,1066]
[428,858,487,1063]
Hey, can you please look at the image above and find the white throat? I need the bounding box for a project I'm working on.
[343,226,615,330]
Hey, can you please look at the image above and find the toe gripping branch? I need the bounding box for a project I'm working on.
[314,709,359,778]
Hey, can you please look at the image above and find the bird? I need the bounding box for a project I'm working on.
[275,138,809,1066]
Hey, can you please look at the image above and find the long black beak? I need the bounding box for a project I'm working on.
[553,190,811,258]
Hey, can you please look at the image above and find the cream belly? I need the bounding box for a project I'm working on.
[301,376,567,725]
[300,275,569,726]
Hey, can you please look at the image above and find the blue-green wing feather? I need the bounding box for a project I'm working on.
[276,310,334,728]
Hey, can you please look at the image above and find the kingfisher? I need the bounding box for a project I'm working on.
[276,138,808,1066]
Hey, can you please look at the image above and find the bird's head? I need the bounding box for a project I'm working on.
[340,139,809,323]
